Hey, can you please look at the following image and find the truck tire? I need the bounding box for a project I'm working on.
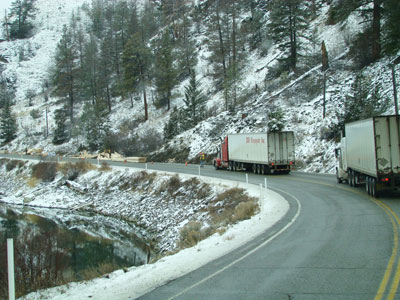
[348,170,354,187]
[371,178,379,198]
[336,168,342,184]
[366,176,370,195]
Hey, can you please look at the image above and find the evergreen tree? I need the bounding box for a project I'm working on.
[0,78,14,109]
[81,34,99,105]
[52,25,80,128]
[154,29,178,111]
[122,31,152,120]
[267,107,286,132]
[181,70,206,130]
[0,101,17,144]
[336,73,390,131]
[52,107,68,145]
[268,0,310,72]
[80,100,110,151]
[207,1,247,111]
[8,0,37,39]
[163,107,181,141]
[382,0,400,55]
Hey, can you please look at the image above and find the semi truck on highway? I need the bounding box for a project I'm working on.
[213,132,295,174]
[335,115,400,197]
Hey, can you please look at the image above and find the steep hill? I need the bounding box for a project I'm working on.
[0,0,399,174]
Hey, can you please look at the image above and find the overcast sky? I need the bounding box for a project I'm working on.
[0,0,13,16]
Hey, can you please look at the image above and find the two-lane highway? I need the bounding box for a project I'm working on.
[136,165,400,300]
[1,153,400,299]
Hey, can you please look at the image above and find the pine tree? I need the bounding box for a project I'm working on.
[154,29,178,111]
[268,0,310,72]
[382,0,400,55]
[181,70,206,130]
[267,107,286,132]
[163,107,181,141]
[122,31,152,120]
[52,25,80,129]
[8,0,37,39]
[52,107,68,145]
[80,100,110,151]
[0,101,17,144]
[336,73,390,131]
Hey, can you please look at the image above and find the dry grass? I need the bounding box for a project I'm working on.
[178,221,216,249]
[58,160,96,180]
[209,188,259,226]
[99,161,111,171]
[31,162,58,182]
[26,176,39,188]
[80,263,120,281]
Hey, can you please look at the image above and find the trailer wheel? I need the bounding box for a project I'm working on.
[253,164,257,174]
[348,170,353,187]
[371,178,379,198]
[366,177,370,195]
[336,168,343,184]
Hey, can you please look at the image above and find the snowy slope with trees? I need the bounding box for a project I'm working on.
[0,0,399,174]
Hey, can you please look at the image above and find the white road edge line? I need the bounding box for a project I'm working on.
[166,187,302,300]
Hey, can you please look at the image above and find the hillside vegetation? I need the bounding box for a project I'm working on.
[0,0,399,173]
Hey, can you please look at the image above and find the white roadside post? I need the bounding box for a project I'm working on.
[265,178,268,190]
[246,173,249,184]
[198,165,201,176]
[7,238,15,300]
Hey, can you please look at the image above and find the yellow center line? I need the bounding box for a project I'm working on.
[277,176,400,300]
[373,201,398,300]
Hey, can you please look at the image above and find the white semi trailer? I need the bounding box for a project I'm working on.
[213,132,295,174]
[335,116,400,197]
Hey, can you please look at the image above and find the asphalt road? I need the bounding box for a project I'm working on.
[1,154,400,299]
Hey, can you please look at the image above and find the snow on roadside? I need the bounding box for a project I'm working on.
[17,167,288,300]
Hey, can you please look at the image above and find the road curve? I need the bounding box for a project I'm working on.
[1,154,400,299]
[136,165,399,300]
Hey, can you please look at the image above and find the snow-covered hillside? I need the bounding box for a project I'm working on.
[0,0,399,174]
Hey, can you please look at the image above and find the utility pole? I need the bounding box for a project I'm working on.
[390,56,400,115]
[321,41,329,119]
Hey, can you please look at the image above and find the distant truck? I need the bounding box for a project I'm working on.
[213,132,295,174]
[335,116,400,197]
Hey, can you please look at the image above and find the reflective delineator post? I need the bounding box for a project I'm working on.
[246,173,249,184]
[7,238,15,300]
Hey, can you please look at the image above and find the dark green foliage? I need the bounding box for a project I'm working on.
[0,78,14,109]
[335,73,390,133]
[104,128,162,157]
[349,28,376,69]
[267,107,286,132]
[8,0,37,39]
[0,101,17,144]
[180,70,207,130]
[51,25,79,125]
[326,0,359,25]
[268,0,310,72]
[154,29,178,110]
[163,107,181,141]
[122,31,152,120]
[80,100,110,152]
[52,107,68,145]
[382,0,400,55]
